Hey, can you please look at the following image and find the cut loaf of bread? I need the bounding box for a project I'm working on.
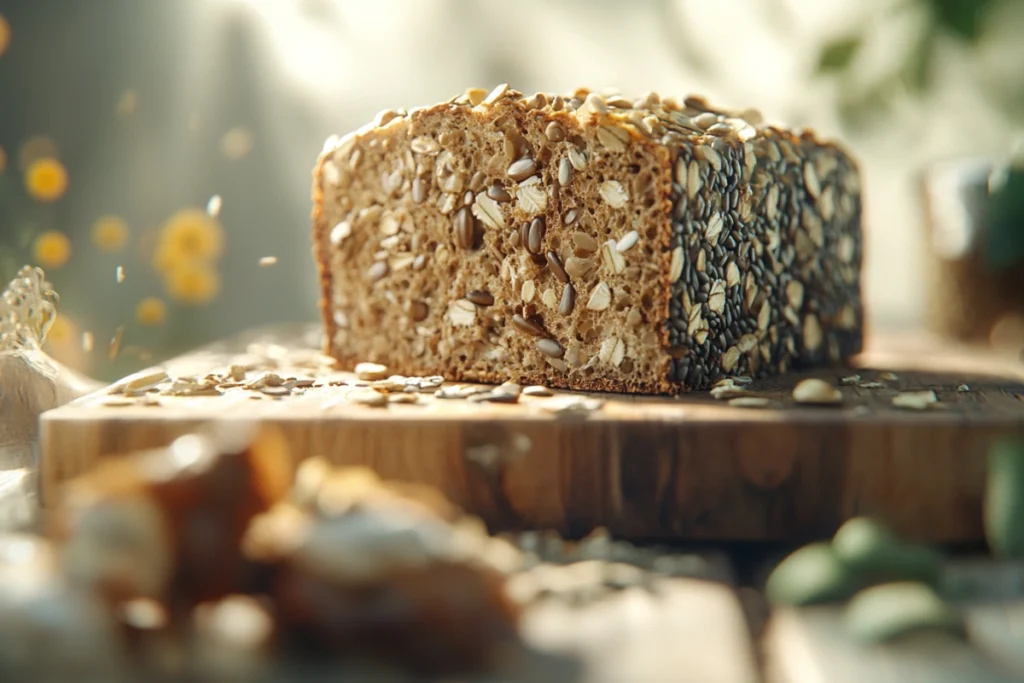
[312,86,863,393]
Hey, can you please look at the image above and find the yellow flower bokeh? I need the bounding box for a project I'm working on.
[92,215,130,252]
[136,297,167,326]
[153,209,224,271]
[33,230,72,269]
[25,157,68,202]
[0,14,10,58]
[165,262,220,304]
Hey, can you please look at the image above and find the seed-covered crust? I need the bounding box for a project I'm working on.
[312,86,863,393]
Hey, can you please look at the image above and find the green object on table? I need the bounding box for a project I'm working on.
[832,517,942,587]
[766,543,860,606]
[984,438,1024,558]
[844,581,965,645]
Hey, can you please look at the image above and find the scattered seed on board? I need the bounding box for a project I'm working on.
[957,384,970,392]
[859,381,886,389]
[792,378,842,405]
[892,390,937,410]
[355,362,389,381]
[348,388,388,407]
[711,384,754,400]
[729,397,774,409]
[880,372,899,381]
[523,385,554,397]
[388,393,420,405]
[840,375,861,386]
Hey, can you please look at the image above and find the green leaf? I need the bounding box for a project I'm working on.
[901,25,937,93]
[984,168,1024,271]
[927,0,997,42]
[816,35,863,75]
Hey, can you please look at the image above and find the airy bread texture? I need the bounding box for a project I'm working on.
[312,86,863,393]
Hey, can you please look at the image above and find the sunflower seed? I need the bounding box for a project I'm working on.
[559,283,576,315]
[803,162,821,199]
[840,375,861,385]
[487,184,512,203]
[482,83,509,106]
[546,251,569,283]
[512,315,545,337]
[411,136,441,155]
[508,158,538,182]
[367,261,389,282]
[729,397,773,409]
[466,290,494,307]
[615,231,639,253]
[355,362,389,381]
[329,221,351,245]
[536,338,564,359]
[523,385,553,397]
[453,207,477,249]
[521,279,537,303]
[558,157,572,186]
[527,217,546,254]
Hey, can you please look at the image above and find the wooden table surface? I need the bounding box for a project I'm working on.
[40,324,1024,542]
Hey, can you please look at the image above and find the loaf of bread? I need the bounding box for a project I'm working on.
[312,86,863,393]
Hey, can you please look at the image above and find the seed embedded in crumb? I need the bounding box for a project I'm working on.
[527,217,546,255]
[559,284,576,315]
[367,261,389,282]
[599,180,629,208]
[473,191,506,229]
[541,288,557,309]
[573,233,599,253]
[545,122,565,142]
[512,314,545,337]
[487,184,512,203]
[586,282,612,311]
[466,290,494,307]
[563,208,579,225]
[536,338,564,359]
[558,157,572,186]
[355,362,389,381]
[453,206,477,249]
[546,251,569,283]
[521,279,536,303]
[616,231,639,253]
[568,147,587,171]
[792,378,842,405]
[508,158,537,183]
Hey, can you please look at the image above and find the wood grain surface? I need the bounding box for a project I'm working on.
[39,324,1024,541]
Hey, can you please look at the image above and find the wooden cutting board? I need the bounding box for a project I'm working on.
[40,324,1024,542]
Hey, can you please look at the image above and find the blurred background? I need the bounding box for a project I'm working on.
[1,0,1022,382]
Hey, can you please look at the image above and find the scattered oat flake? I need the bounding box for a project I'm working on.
[116,265,125,283]
[108,326,125,360]
[858,381,885,389]
[206,194,222,217]
[81,331,94,353]
[259,256,278,267]
[840,375,861,386]
[892,390,938,410]
[957,384,970,392]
